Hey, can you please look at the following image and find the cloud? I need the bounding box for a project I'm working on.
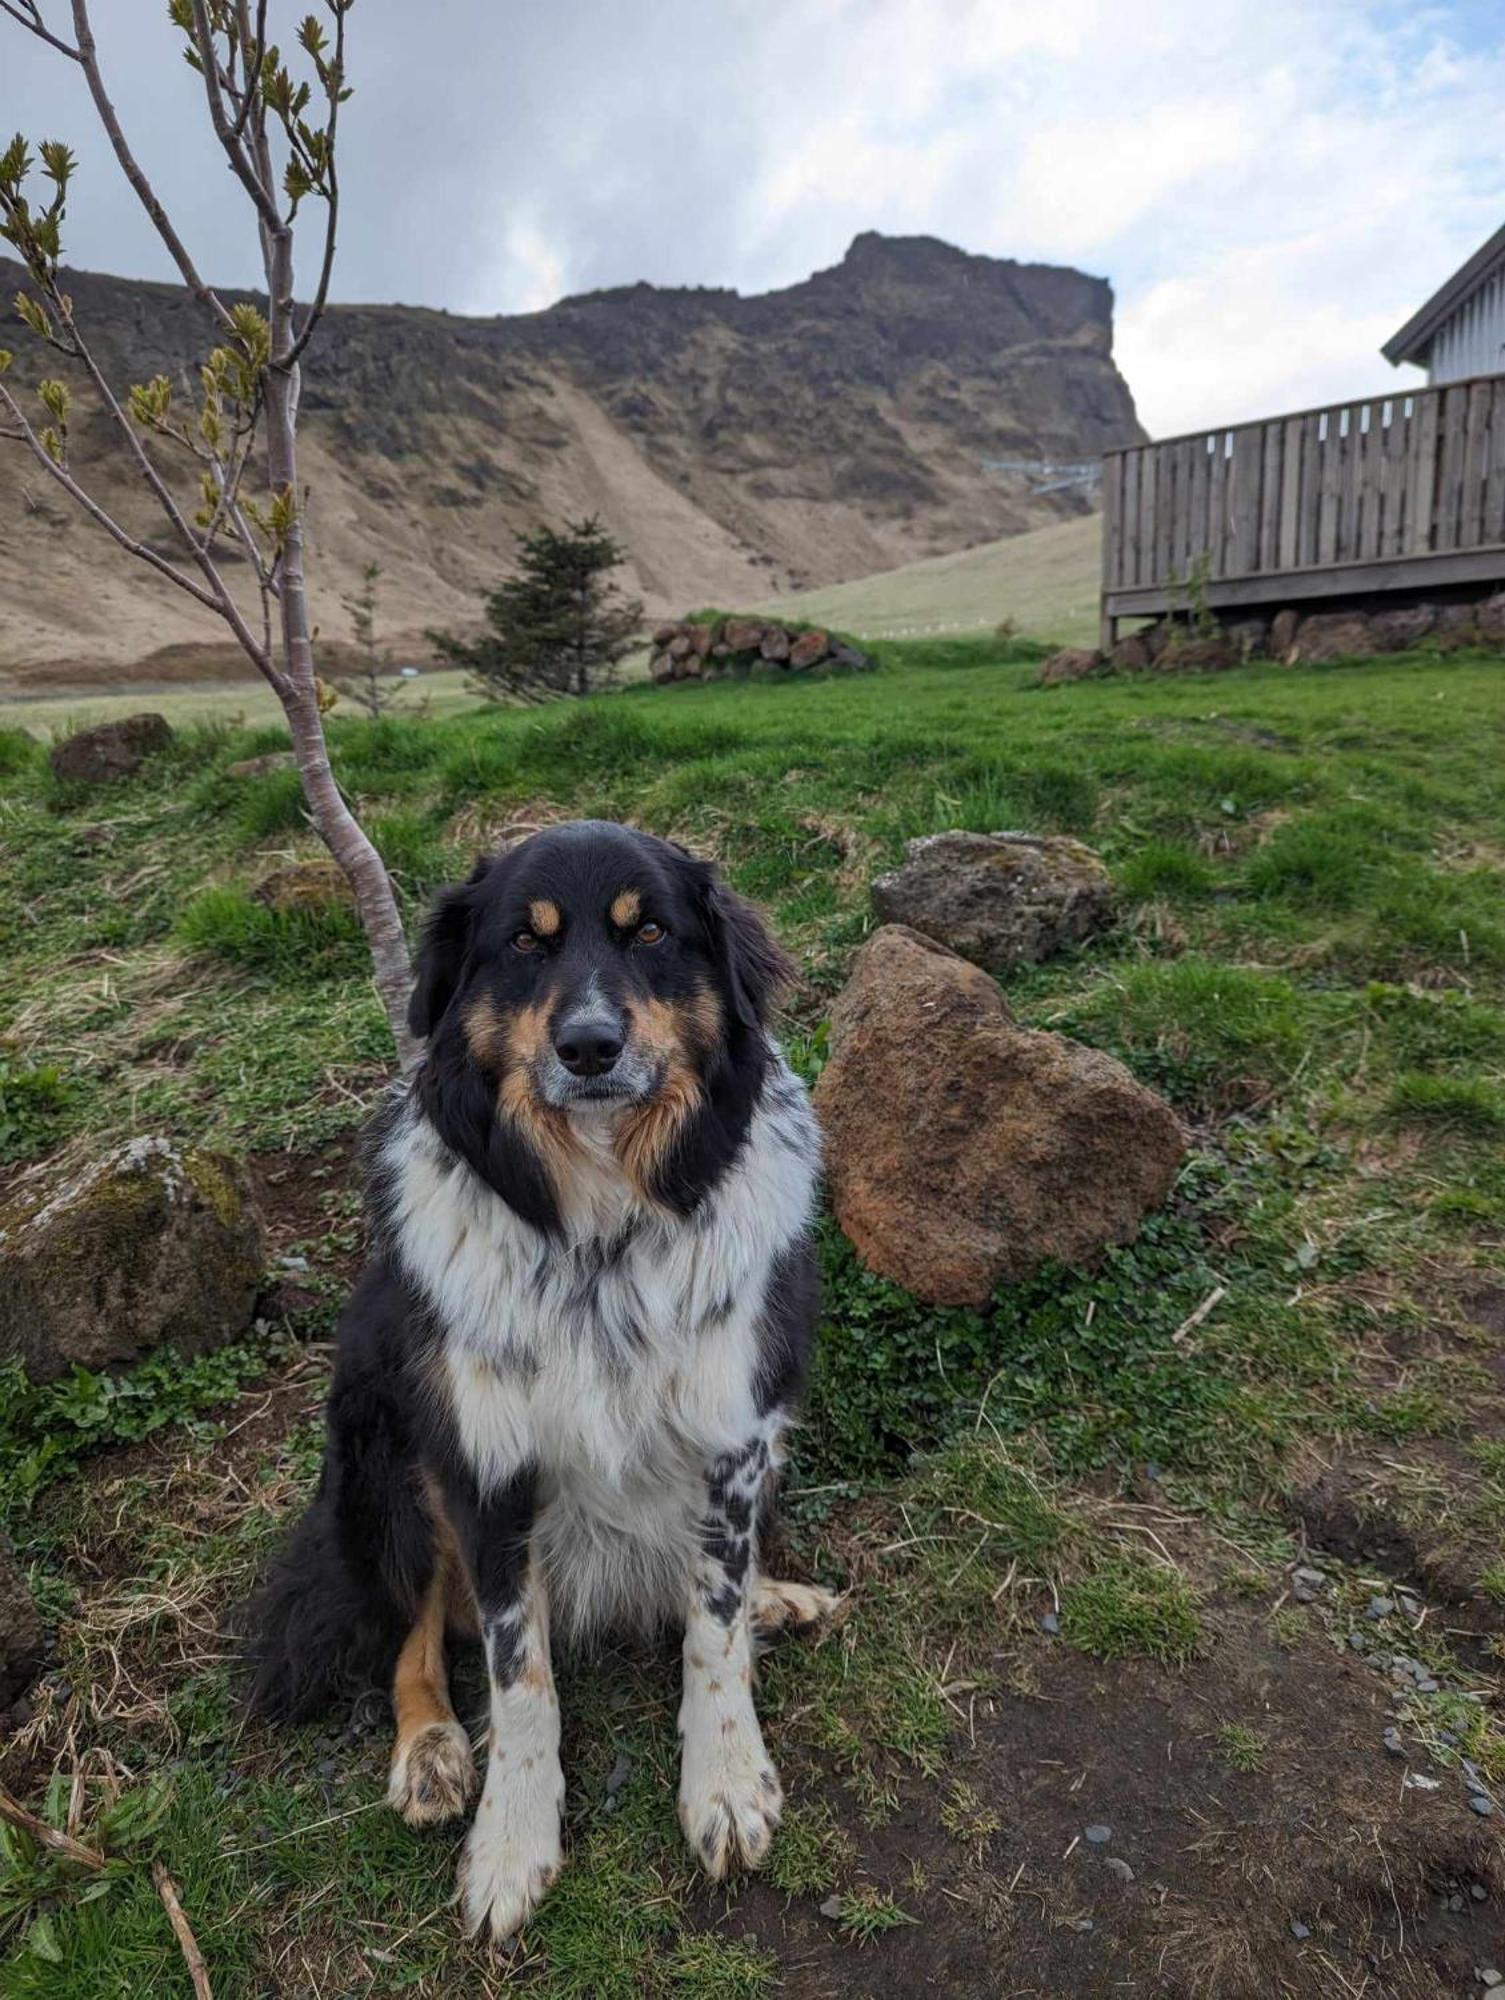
[2,0,1501,436]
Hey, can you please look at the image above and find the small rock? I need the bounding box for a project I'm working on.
[1104,1857,1135,1884]
[605,1753,632,1798]
[1481,1974,1503,1991]
[1468,1795,1494,1817]
[251,858,356,915]
[819,1895,844,1920]
[1041,1611,1060,1635]
[1382,1727,1405,1756]
[1472,1883,1489,1901]
[1448,1893,1466,1912]
[1038,645,1100,686]
[1465,1772,1488,1796]
[1348,1631,1370,1652]
[1291,1567,1327,1602]
[1084,1824,1111,1845]
[1403,1773,1440,1791]
[225,750,298,780]
[1366,1596,1394,1621]
[1415,1677,1439,1694]
[1290,1921,1311,1940]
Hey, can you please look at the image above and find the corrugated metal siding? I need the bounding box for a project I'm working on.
[1429,265,1505,382]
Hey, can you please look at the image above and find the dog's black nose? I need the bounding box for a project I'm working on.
[554,1019,625,1077]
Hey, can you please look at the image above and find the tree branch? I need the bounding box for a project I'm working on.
[189,1,282,230]
[284,2,342,368]
[62,1,235,333]
[0,0,79,59]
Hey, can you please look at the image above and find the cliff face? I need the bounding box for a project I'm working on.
[0,233,1142,685]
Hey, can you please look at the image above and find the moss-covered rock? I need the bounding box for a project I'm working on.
[0,1136,264,1383]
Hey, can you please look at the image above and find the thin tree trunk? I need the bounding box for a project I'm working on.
[261,228,417,1069]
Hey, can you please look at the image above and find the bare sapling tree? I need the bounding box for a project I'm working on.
[0,0,419,1069]
[335,559,403,717]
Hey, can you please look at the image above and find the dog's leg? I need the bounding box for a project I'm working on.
[445,1467,564,1945]
[387,1552,476,1826]
[678,1435,782,1878]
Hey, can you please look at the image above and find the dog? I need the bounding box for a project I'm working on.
[244,819,834,1941]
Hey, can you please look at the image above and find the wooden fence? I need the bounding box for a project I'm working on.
[1100,374,1505,646]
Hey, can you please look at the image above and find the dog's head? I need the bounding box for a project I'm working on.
[408,820,791,1227]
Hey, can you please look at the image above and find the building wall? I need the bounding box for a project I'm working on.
[1429,264,1505,382]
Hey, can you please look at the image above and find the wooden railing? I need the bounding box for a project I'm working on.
[1100,374,1505,641]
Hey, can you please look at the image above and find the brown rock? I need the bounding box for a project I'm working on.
[1367,604,1437,651]
[813,927,1186,1305]
[652,622,680,648]
[1293,611,1377,662]
[761,627,792,662]
[788,628,830,669]
[650,649,677,683]
[226,750,298,780]
[872,830,1113,975]
[690,621,719,657]
[1433,603,1482,649]
[0,1136,264,1384]
[1270,608,1301,659]
[0,1534,42,1712]
[1038,647,1099,686]
[1225,616,1269,659]
[49,713,173,784]
[1157,633,1235,672]
[1109,632,1151,673]
[1144,619,1178,661]
[251,858,356,914]
[1474,592,1505,645]
[722,618,766,652]
[667,634,694,661]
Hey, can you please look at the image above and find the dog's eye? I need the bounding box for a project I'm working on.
[512,929,540,954]
[635,920,666,946]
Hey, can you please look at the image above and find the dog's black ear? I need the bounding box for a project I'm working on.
[408,857,490,1039]
[696,868,794,1032]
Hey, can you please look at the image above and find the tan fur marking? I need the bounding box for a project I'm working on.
[610,888,641,928]
[463,993,508,1067]
[614,996,704,1196]
[529,898,561,937]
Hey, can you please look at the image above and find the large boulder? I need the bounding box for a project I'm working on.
[789,628,831,670]
[226,749,298,780]
[0,1137,263,1383]
[0,1534,42,1715]
[49,713,173,784]
[1108,632,1152,674]
[813,927,1187,1306]
[871,831,1113,976]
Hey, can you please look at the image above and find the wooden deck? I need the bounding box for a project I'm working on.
[1100,374,1505,647]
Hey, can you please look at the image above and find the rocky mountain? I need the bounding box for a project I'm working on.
[0,233,1142,688]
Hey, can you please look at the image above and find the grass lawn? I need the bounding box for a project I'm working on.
[1,636,1503,1996]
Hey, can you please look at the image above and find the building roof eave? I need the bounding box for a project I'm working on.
[1383,219,1505,368]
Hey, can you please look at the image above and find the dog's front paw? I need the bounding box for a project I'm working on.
[388,1719,476,1827]
[458,1764,564,1944]
[679,1715,783,1880]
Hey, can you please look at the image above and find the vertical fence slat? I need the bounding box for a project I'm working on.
[1278,417,1303,569]
[1139,449,1159,586]
[1317,409,1343,564]
[1406,390,1440,554]
[1486,380,1505,547]
[1435,384,1468,551]
[1380,399,1409,558]
[1458,379,1492,550]
[1206,431,1228,577]
[1259,421,1283,573]
[1101,453,1121,593]
[1297,414,1321,566]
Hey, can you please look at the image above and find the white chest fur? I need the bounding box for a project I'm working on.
[381,1058,820,1635]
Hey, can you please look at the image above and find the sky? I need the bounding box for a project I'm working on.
[4,0,1503,438]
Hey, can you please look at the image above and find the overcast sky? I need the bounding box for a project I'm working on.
[5,0,1502,436]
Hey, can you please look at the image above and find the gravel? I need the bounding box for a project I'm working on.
[1084,1824,1112,1845]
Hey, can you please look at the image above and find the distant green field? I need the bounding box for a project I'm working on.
[755,513,1100,644]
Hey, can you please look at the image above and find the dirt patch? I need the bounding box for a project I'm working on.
[722,1607,1502,1998]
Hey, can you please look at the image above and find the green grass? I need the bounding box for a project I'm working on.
[3,633,1505,1993]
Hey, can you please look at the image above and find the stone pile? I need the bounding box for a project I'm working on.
[649,618,873,683]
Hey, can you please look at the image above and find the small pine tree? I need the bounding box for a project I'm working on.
[430,516,643,702]
[335,561,402,717]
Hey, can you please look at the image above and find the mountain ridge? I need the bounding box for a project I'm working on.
[0,232,1142,687]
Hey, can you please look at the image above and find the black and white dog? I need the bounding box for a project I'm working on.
[246,820,834,1941]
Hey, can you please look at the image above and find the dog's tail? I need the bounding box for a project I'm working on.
[238,1335,436,1722]
[238,1481,411,1722]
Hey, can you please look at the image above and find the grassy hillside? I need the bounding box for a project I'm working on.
[1,638,1503,1997]
[755,512,1101,645]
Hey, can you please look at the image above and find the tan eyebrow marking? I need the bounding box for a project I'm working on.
[610,889,642,929]
[528,899,561,937]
